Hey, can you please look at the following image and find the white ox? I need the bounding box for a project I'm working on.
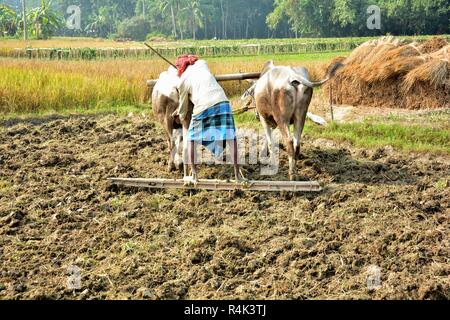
[152,67,192,172]
[246,61,342,180]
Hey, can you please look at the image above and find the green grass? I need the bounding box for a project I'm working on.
[234,110,450,155]
[304,121,449,154]
[435,178,449,190]
[233,111,261,128]
[209,51,349,63]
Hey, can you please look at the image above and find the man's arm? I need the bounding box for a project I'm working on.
[176,77,190,121]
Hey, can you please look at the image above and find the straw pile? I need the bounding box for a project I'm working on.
[323,36,450,109]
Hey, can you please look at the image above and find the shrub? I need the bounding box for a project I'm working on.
[146,32,174,42]
[117,16,151,41]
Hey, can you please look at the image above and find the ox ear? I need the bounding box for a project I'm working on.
[261,60,275,76]
[289,67,308,88]
[290,79,301,88]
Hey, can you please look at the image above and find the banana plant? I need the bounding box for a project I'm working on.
[0,4,18,37]
[26,0,63,39]
[85,7,114,38]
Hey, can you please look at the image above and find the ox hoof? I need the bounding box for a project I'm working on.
[235,176,249,185]
[238,179,251,189]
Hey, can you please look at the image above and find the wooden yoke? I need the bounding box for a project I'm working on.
[147,72,261,88]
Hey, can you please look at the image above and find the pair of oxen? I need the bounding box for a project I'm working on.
[152,60,341,181]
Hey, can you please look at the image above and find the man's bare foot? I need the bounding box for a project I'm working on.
[183,176,199,187]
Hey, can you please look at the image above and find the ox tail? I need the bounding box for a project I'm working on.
[293,62,344,88]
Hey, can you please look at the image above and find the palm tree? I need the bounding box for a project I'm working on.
[159,0,178,39]
[26,0,62,39]
[187,0,204,40]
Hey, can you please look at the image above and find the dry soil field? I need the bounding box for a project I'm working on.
[0,113,448,300]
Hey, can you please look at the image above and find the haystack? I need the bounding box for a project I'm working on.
[418,37,448,54]
[323,36,450,109]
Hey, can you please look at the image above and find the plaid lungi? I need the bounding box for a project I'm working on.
[187,101,237,156]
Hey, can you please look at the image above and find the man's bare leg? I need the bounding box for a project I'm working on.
[190,141,199,183]
[229,139,246,183]
[183,140,198,186]
[182,128,189,178]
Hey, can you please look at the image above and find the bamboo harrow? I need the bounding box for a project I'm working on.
[108,178,322,192]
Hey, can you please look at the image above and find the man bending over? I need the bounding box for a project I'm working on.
[172,54,244,185]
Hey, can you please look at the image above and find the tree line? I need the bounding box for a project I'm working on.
[1,0,449,40]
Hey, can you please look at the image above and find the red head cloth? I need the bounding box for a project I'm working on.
[176,54,199,77]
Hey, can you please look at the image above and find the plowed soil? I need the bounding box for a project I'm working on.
[0,114,448,300]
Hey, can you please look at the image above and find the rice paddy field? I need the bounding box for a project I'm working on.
[0,51,346,114]
[0,37,449,300]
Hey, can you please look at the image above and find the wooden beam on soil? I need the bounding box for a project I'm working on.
[108,178,322,192]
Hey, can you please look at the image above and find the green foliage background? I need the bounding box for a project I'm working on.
[1,0,448,40]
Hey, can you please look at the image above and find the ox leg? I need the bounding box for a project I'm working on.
[293,87,312,160]
[278,123,296,181]
[174,131,184,171]
[165,125,176,172]
[182,139,199,186]
[260,116,274,159]
[189,141,199,182]
[293,108,308,160]
[227,138,244,183]
[168,137,177,172]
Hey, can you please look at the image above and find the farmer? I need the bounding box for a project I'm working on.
[172,54,244,185]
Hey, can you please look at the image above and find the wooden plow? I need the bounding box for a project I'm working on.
[140,50,322,193]
[108,178,322,193]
